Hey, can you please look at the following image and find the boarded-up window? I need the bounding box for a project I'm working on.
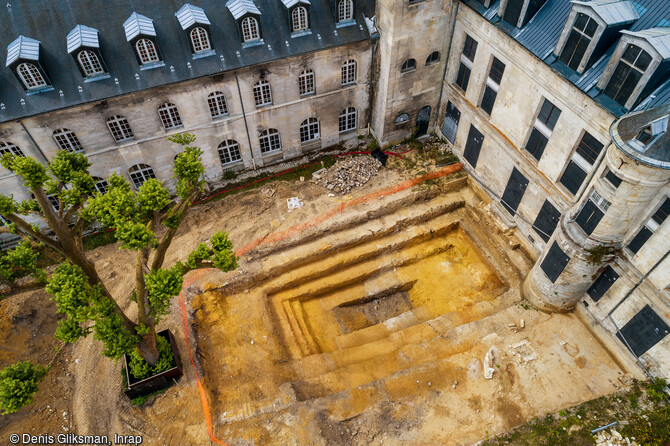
[501,168,529,217]
[532,200,561,242]
[628,226,652,254]
[540,242,570,283]
[587,266,619,302]
[616,305,669,357]
[455,35,477,93]
[560,161,588,195]
[560,132,604,195]
[463,125,484,168]
[456,63,471,92]
[575,199,604,235]
[481,58,505,115]
[605,170,622,188]
[627,198,669,254]
[442,102,460,144]
[526,128,548,161]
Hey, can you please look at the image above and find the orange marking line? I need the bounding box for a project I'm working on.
[235,162,463,257]
[177,162,462,444]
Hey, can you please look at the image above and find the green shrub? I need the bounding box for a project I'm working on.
[223,170,237,180]
[128,335,175,381]
[0,361,47,415]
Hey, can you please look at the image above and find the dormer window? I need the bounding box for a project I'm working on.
[17,63,47,89]
[281,0,311,35]
[67,25,109,81]
[6,36,52,93]
[176,4,215,58]
[499,0,547,28]
[598,27,669,110]
[226,0,262,45]
[338,0,354,24]
[292,7,309,33]
[632,115,668,149]
[636,126,652,144]
[124,13,164,69]
[603,44,651,106]
[558,13,598,71]
[242,18,260,41]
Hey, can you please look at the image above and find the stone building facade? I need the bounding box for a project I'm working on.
[0,0,669,377]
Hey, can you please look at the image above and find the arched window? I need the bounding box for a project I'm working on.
[190,27,211,53]
[77,50,105,77]
[106,115,134,142]
[300,118,320,143]
[253,80,272,107]
[208,91,228,118]
[338,0,353,22]
[0,142,25,157]
[298,69,315,96]
[401,58,416,72]
[426,51,440,65]
[339,107,357,133]
[259,129,281,153]
[17,63,47,89]
[218,140,242,165]
[395,113,410,124]
[341,59,357,85]
[242,17,260,42]
[128,164,156,189]
[158,103,183,129]
[292,7,309,32]
[136,39,160,64]
[92,177,109,194]
[31,193,59,212]
[603,44,652,107]
[53,129,84,153]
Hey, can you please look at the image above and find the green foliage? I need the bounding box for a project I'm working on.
[130,388,168,407]
[82,230,117,251]
[185,231,238,272]
[136,179,171,217]
[145,264,185,321]
[0,240,42,282]
[114,221,156,251]
[0,154,49,189]
[47,262,138,359]
[128,335,175,380]
[620,406,670,445]
[0,361,47,415]
[586,245,613,265]
[223,170,237,180]
[170,134,205,199]
[0,194,17,216]
[646,378,668,403]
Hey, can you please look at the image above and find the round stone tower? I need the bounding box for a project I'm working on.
[523,104,670,312]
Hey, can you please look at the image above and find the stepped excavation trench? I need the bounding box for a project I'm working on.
[188,176,631,445]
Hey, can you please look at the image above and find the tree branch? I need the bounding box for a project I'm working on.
[151,187,200,271]
[4,213,65,256]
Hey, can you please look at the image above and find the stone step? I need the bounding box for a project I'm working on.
[260,191,467,286]
[263,205,465,296]
[245,176,468,262]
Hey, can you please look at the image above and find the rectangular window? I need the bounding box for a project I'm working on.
[441,101,460,144]
[502,0,523,26]
[525,99,561,161]
[616,305,670,357]
[603,45,651,106]
[480,58,505,115]
[628,197,670,254]
[604,169,622,188]
[575,190,609,236]
[558,13,597,71]
[501,167,529,217]
[455,35,477,93]
[587,266,619,302]
[540,242,570,283]
[463,125,484,168]
[532,200,561,242]
[559,131,604,195]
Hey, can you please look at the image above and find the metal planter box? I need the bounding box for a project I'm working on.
[123,329,183,399]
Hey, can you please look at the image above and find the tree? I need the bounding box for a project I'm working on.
[0,133,237,369]
[0,361,47,415]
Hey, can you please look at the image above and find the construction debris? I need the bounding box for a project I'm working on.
[508,340,537,365]
[287,197,304,212]
[314,155,382,194]
[594,429,638,446]
[484,348,496,379]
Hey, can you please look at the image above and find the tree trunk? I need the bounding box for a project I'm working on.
[137,326,160,366]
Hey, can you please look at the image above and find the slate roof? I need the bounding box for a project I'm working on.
[226,0,262,20]
[465,0,670,117]
[0,0,374,124]
[66,25,100,54]
[574,0,639,26]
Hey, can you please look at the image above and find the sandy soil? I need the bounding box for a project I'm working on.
[0,145,632,446]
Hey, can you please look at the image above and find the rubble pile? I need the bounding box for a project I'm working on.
[594,428,638,446]
[313,155,382,194]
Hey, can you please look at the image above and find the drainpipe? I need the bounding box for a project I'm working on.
[606,248,670,318]
[234,73,257,170]
[367,36,377,134]
[17,119,49,164]
[433,0,459,131]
